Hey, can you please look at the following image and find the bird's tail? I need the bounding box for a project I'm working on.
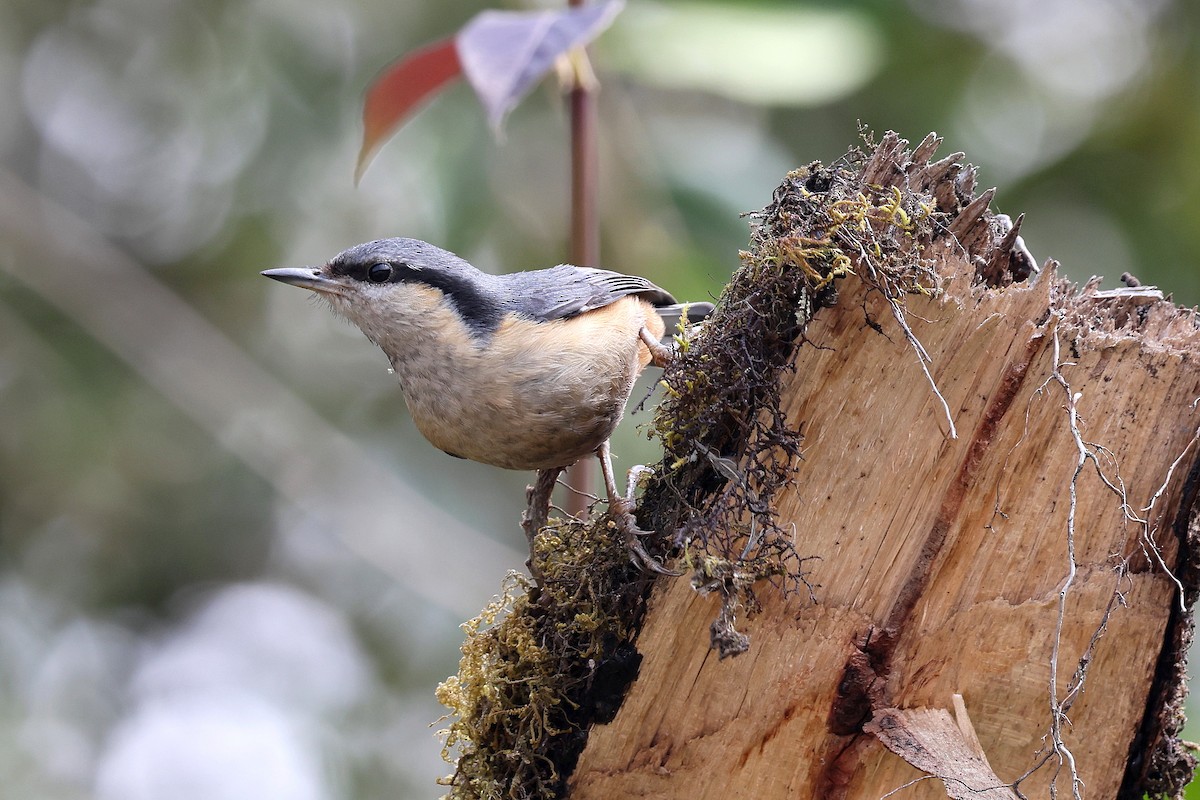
[656,301,715,331]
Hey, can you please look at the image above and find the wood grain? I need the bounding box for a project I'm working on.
[571,241,1200,798]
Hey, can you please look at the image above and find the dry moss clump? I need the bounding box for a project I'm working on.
[436,516,652,799]
[642,132,982,657]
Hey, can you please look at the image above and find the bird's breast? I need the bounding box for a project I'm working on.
[390,296,662,470]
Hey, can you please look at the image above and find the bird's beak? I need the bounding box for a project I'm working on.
[260,267,339,294]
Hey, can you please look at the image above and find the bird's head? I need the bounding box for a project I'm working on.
[262,238,503,344]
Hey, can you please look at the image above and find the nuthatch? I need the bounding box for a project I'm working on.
[263,238,713,573]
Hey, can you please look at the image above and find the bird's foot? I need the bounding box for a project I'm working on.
[639,326,674,369]
[625,464,653,506]
[608,495,680,577]
[597,443,678,576]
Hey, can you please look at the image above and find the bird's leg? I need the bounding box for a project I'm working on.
[521,466,563,586]
[639,325,674,369]
[597,440,680,576]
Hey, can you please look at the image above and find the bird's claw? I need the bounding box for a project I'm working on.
[609,497,681,577]
[630,540,682,577]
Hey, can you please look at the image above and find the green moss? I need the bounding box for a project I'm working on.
[436,517,651,799]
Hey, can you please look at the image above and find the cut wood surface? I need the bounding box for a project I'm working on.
[570,137,1200,799]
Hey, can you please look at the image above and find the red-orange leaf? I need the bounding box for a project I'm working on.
[354,1,623,182]
[355,37,462,183]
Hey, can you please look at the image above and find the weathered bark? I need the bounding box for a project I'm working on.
[570,134,1200,799]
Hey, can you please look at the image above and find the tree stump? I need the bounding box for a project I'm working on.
[569,133,1200,799]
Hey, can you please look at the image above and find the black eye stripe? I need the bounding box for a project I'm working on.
[328,253,502,338]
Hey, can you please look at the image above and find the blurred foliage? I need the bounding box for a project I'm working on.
[1,0,1199,797]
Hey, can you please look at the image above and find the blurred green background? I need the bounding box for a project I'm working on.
[1,0,1198,797]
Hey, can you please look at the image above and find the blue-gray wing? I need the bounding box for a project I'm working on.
[498,265,678,322]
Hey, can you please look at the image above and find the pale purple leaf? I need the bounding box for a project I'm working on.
[456,0,624,130]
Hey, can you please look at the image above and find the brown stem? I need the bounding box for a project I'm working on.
[563,8,600,518]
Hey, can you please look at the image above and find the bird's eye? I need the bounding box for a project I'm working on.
[367,263,393,283]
